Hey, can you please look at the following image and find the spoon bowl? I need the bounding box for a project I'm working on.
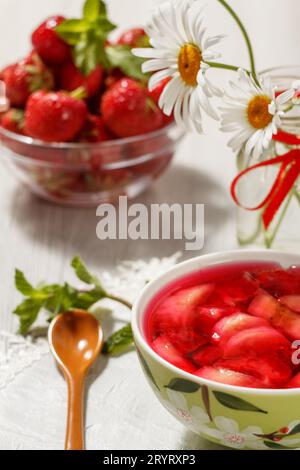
[49,309,104,450]
[49,310,103,377]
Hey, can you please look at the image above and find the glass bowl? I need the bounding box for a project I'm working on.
[0,124,184,207]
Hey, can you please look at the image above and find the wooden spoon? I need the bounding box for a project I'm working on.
[48,309,103,450]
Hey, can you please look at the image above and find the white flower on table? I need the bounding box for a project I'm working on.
[133,0,224,133]
[220,69,297,160]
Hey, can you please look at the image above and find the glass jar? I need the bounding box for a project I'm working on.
[236,66,300,252]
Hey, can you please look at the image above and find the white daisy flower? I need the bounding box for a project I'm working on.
[220,69,296,160]
[132,0,224,133]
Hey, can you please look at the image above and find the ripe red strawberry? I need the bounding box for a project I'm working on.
[117,28,148,47]
[59,62,104,97]
[78,115,112,143]
[32,16,70,65]
[25,90,87,142]
[104,69,125,89]
[2,53,54,107]
[101,78,164,138]
[1,109,25,134]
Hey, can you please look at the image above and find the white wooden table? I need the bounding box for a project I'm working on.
[0,0,299,450]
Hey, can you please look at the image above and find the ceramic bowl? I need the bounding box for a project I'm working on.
[132,250,300,450]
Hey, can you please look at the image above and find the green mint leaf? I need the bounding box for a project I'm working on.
[56,2,115,75]
[55,31,82,46]
[83,0,100,21]
[106,45,148,81]
[73,36,111,73]
[15,269,34,296]
[56,19,91,35]
[14,298,43,335]
[75,287,107,310]
[43,283,77,314]
[103,324,134,355]
[71,256,100,286]
[94,17,116,35]
[13,258,131,343]
[73,39,97,75]
[98,0,107,16]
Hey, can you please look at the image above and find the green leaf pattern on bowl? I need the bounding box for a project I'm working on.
[137,350,300,450]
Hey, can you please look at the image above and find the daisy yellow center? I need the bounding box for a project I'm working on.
[247,95,273,129]
[178,44,202,87]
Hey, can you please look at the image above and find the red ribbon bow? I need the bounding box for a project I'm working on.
[231,131,300,230]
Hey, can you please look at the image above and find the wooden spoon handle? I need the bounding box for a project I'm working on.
[65,376,85,450]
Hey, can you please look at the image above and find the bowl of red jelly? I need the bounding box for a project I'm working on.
[132,251,300,450]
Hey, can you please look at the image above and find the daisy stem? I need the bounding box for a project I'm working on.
[207,62,247,73]
[216,0,258,84]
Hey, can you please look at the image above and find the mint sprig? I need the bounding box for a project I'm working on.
[13,257,134,355]
[103,324,134,355]
[106,45,149,82]
[56,0,116,74]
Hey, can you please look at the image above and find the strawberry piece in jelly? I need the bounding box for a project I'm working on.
[195,306,230,337]
[149,284,215,335]
[222,327,292,387]
[165,328,208,354]
[279,296,300,313]
[255,269,300,297]
[249,291,300,340]
[151,336,196,373]
[195,366,266,388]
[286,372,300,388]
[191,345,223,367]
[215,273,258,306]
[211,313,270,344]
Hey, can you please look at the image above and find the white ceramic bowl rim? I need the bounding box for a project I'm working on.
[132,249,300,396]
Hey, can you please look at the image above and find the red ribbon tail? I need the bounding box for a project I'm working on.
[263,160,300,230]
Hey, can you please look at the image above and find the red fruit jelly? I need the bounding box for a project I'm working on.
[144,261,300,389]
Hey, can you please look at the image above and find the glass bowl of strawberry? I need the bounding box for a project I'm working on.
[0,13,184,207]
[0,76,182,207]
[132,250,300,450]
